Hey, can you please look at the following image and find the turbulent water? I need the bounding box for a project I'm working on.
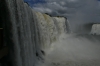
[91,24,100,35]
[1,0,100,66]
[36,33,100,66]
[0,1,67,66]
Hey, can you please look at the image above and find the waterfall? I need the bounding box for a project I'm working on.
[90,24,100,35]
[0,0,100,66]
[0,0,67,66]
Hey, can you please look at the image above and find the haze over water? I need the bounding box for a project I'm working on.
[37,33,100,66]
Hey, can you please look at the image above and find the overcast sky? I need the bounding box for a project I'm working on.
[24,0,100,31]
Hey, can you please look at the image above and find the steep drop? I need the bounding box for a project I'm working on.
[0,0,100,66]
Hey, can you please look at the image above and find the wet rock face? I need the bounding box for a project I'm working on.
[0,0,67,66]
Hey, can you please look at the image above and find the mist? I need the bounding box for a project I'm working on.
[31,0,100,32]
[67,0,100,32]
[36,34,100,66]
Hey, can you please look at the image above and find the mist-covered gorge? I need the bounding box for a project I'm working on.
[0,0,100,66]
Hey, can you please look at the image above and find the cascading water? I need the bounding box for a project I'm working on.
[0,0,100,66]
[35,20,100,66]
[36,29,100,66]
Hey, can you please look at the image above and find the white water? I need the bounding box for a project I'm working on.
[2,0,100,66]
[91,24,100,35]
[36,33,100,66]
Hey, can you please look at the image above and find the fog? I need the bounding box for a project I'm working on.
[36,34,100,66]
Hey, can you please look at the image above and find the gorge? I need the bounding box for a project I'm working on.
[0,0,100,66]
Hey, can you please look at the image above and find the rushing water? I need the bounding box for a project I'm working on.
[36,33,100,66]
[1,0,100,66]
